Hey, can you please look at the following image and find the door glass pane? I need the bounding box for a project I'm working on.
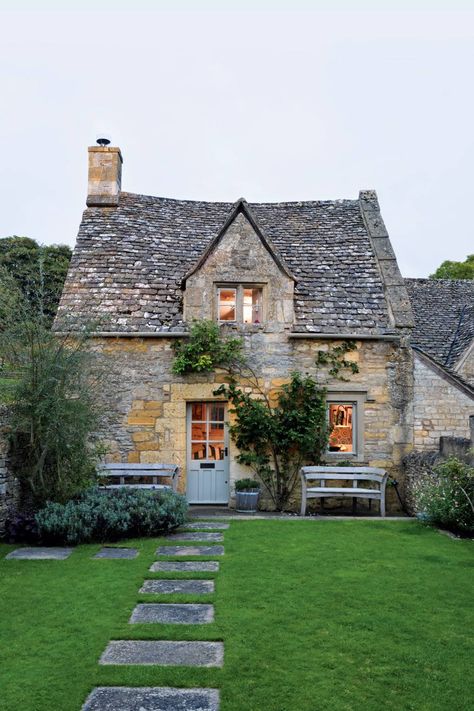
[209,422,224,440]
[191,442,207,460]
[191,422,207,440]
[243,288,262,324]
[191,402,205,420]
[209,403,225,421]
[219,289,236,321]
[207,443,225,461]
[328,404,354,453]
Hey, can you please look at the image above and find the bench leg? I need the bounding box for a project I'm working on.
[380,492,386,518]
[300,496,307,517]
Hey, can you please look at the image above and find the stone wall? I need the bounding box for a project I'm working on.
[413,352,474,451]
[0,405,19,537]
[456,344,474,386]
[91,331,413,512]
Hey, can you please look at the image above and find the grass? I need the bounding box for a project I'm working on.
[0,520,473,711]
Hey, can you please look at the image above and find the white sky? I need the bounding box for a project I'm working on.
[1,1,473,277]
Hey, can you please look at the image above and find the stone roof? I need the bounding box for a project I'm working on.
[56,191,398,334]
[405,278,474,367]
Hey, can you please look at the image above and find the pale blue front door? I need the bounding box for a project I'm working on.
[186,402,230,504]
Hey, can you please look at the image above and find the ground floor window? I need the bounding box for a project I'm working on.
[328,403,355,454]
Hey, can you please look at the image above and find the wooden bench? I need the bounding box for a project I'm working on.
[299,466,388,517]
[98,463,180,493]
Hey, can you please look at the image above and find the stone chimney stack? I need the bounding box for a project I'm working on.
[87,144,123,207]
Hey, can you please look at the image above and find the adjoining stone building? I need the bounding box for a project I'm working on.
[54,144,474,511]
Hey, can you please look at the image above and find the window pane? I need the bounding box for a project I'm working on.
[243,288,262,324]
[209,403,225,421]
[328,404,354,453]
[191,422,207,440]
[219,288,236,321]
[191,442,207,460]
[191,402,205,421]
[208,443,225,461]
[209,422,224,440]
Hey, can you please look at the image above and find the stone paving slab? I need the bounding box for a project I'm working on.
[82,686,219,711]
[150,561,220,573]
[130,603,214,624]
[156,545,224,557]
[140,579,215,595]
[167,532,224,542]
[100,640,224,667]
[5,547,74,560]
[93,547,139,559]
[185,521,230,530]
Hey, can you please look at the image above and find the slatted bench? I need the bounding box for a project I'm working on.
[299,466,388,517]
[98,463,180,493]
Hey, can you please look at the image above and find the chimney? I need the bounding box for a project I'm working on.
[87,142,123,207]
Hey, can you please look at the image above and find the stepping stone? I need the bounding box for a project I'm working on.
[185,521,229,530]
[156,545,224,557]
[167,532,223,542]
[140,579,214,594]
[150,561,219,573]
[82,686,219,711]
[93,547,138,559]
[130,603,214,624]
[5,547,73,560]
[100,640,224,667]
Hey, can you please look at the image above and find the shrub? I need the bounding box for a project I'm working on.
[235,478,260,491]
[172,320,244,375]
[413,457,474,535]
[35,487,188,545]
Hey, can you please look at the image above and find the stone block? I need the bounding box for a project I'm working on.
[6,547,74,560]
[99,640,224,667]
[139,579,215,594]
[82,687,220,711]
[131,431,154,442]
[185,521,230,530]
[150,561,219,572]
[156,546,224,557]
[129,603,214,624]
[127,451,140,463]
[93,547,138,559]
[166,532,223,542]
[128,412,156,426]
[135,441,161,451]
[144,401,163,411]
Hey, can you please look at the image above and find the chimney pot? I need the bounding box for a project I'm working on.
[87,145,123,207]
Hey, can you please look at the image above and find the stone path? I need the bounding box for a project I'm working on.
[94,547,139,559]
[130,603,214,624]
[6,547,74,560]
[185,521,229,530]
[84,521,227,709]
[150,560,220,572]
[83,686,219,711]
[167,532,224,542]
[156,545,225,556]
[139,579,214,594]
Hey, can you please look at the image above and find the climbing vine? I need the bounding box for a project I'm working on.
[172,320,244,375]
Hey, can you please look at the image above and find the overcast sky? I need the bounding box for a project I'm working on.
[1,1,473,277]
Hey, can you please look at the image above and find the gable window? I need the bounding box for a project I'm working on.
[217,285,263,325]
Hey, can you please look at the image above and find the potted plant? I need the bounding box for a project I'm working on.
[235,478,260,513]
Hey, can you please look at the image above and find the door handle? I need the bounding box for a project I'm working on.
[224,447,228,457]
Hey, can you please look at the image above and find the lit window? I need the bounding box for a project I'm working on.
[328,403,355,454]
[218,288,236,322]
[217,285,263,324]
[243,288,262,324]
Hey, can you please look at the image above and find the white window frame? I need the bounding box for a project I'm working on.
[216,284,265,325]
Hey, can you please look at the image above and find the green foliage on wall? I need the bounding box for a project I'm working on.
[172,320,244,375]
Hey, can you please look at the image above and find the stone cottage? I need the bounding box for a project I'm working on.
[54,143,474,510]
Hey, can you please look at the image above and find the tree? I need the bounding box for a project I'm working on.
[430,254,474,280]
[0,290,105,507]
[0,236,72,324]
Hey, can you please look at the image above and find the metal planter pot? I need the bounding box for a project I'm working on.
[235,489,260,513]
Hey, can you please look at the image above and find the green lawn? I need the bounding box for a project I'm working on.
[0,521,473,711]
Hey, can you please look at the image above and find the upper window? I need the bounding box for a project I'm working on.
[217,285,263,325]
